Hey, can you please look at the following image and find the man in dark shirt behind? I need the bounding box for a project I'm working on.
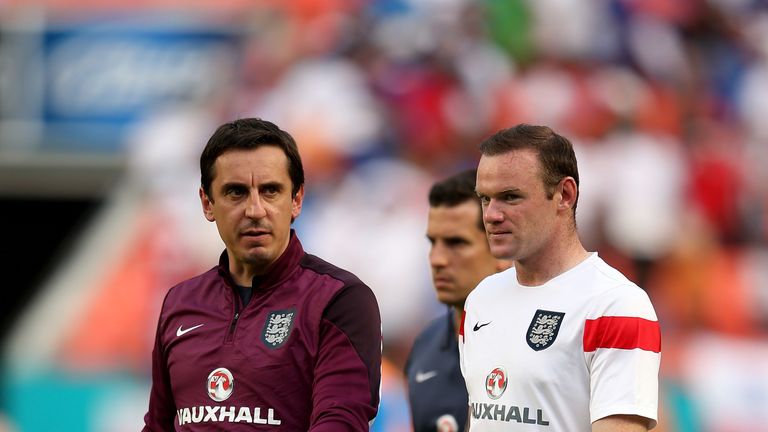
[143,117,382,431]
[404,169,510,432]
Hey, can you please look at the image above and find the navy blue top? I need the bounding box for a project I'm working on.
[405,309,468,432]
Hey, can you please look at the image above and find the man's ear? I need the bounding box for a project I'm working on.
[557,177,578,212]
[200,187,215,222]
[291,184,305,223]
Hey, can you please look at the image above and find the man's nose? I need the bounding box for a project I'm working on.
[429,244,448,267]
[483,200,504,224]
[245,191,267,219]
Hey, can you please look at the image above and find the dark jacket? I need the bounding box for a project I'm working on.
[143,232,382,431]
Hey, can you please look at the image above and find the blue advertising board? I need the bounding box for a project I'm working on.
[2,17,242,152]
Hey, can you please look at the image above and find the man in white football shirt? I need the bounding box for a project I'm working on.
[459,124,661,431]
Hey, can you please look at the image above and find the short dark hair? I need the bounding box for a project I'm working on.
[428,169,484,231]
[200,118,305,199]
[479,124,579,212]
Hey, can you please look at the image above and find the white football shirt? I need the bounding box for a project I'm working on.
[459,253,660,431]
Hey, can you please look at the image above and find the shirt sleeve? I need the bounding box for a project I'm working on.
[583,285,661,428]
[142,295,177,432]
[309,282,382,431]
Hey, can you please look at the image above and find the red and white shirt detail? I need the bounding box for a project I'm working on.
[459,253,660,431]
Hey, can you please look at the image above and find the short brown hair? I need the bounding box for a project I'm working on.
[200,118,304,200]
[479,124,579,212]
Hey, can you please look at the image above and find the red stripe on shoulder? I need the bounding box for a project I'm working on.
[459,309,466,341]
[583,316,661,353]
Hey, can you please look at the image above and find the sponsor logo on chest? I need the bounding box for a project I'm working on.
[526,309,565,351]
[207,367,234,402]
[476,367,550,426]
[436,414,459,432]
[471,402,550,426]
[176,406,282,426]
[485,367,507,399]
[176,367,283,426]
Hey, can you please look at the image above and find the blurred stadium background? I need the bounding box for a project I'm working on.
[2,0,768,430]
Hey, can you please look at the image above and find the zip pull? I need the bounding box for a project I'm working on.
[225,312,241,344]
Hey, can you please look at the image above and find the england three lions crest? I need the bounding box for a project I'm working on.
[526,309,565,351]
[262,309,296,349]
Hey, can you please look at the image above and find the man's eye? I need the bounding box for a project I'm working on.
[226,187,246,197]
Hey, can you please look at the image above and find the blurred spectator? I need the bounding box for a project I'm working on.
[686,120,746,243]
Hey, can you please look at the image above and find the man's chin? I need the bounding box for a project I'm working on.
[436,291,460,306]
[490,246,515,261]
[239,248,272,265]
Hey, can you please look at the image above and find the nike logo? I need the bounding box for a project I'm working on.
[473,321,491,331]
[415,370,438,383]
[176,324,204,337]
